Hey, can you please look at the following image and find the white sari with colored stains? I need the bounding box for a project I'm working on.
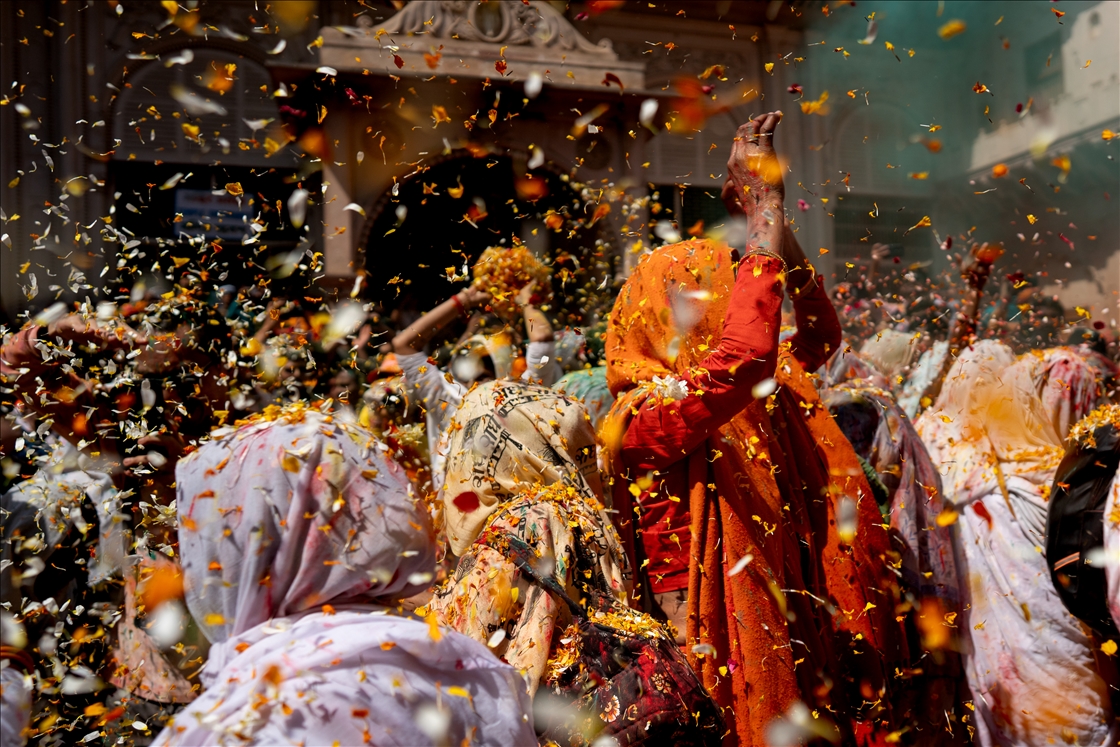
[1104,469,1120,630]
[918,343,1116,747]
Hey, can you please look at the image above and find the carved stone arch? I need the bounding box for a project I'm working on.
[320,0,644,91]
[377,0,616,57]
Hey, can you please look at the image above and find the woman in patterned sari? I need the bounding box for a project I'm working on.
[428,379,630,694]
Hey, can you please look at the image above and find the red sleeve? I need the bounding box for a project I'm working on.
[620,255,783,472]
[787,275,842,373]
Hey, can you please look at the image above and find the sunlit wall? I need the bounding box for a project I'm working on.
[795,0,1118,328]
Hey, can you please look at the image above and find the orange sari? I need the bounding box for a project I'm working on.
[602,239,906,745]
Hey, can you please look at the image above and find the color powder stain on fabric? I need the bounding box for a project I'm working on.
[970,500,995,532]
[453,491,481,513]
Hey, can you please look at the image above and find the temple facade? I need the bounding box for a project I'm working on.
[0,0,812,317]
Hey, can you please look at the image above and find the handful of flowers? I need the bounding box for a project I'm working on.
[472,244,551,319]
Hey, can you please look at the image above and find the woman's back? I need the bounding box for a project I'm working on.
[155,403,536,746]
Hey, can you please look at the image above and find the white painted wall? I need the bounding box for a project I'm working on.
[969,1,1119,172]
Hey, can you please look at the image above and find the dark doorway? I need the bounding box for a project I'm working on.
[361,150,616,328]
[109,161,319,293]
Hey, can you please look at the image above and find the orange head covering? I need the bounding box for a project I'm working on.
[604,239,738,393]
[602,239,905,745]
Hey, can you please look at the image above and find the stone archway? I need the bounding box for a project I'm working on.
[322,0,643,91]
[358,148,615,327]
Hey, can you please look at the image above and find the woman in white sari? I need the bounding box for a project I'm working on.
[916,342,1116,747]
[153,404,535,747]
[1102,412,1120,630]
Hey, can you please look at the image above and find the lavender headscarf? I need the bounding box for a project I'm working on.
[177,408,437,644]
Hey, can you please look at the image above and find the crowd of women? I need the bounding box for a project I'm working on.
[2,112,1118,747]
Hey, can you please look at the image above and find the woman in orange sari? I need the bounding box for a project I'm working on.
[602,113,906,746]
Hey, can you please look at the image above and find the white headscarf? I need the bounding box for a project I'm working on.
[176,407,437,647]
[158,406,535,746]
[920,343,1105,499]
[916,340,1018,497]
[153,608,535,747]
[858,328,917,382]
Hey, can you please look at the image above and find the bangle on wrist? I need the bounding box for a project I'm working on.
[744,249,788,276]
[451,294,470,319]
[789,270,818,297]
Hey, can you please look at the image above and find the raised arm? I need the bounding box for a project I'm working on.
[726,112,786,258]
[783,223,842,373]
[516,281,554,345]
[917,242,1002,409]
[391,286,489,356]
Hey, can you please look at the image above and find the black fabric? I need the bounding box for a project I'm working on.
[856,454,892,518]
[1046,423,1120,638]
